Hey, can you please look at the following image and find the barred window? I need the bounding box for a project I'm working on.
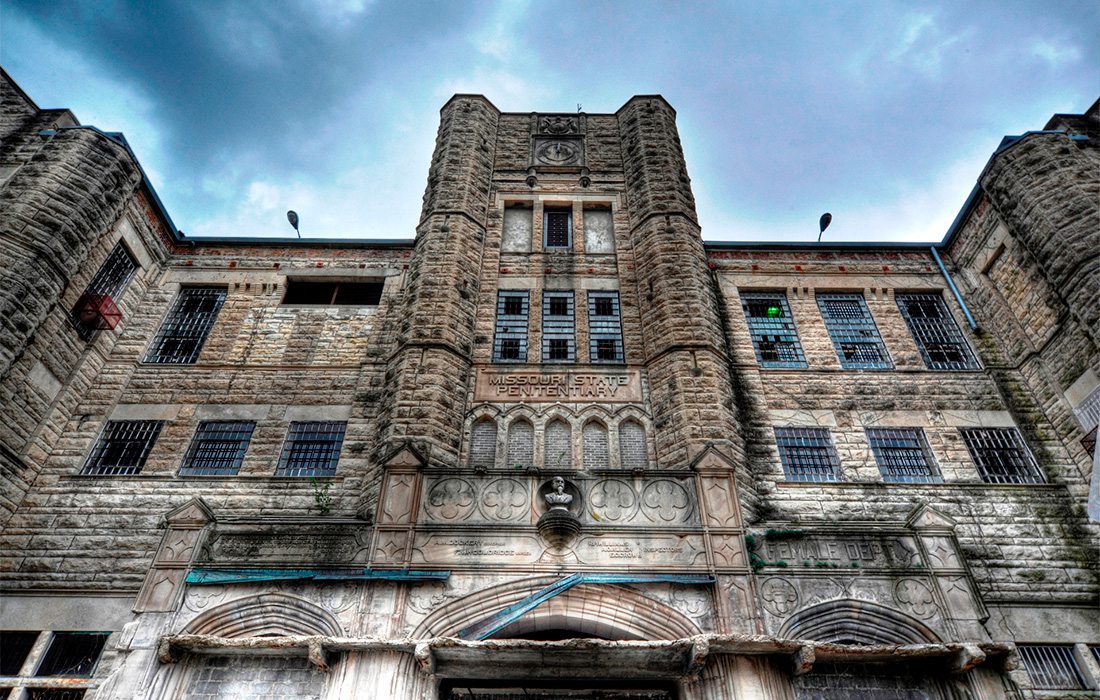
[493,291,529,362]
[544,208,572,248]
[469,419,497,468]
[179,421,255,476]
[817,293,891,369]
[741,292,806,368]
[145,287,227,364]
[81,420,162,476]
[1018,645,1087,690]
[275,422,346,477]
[546,419,572,470]
[583,421,609,470]
[542,291,575,362]
[69,242,138,341]
[775,428,840,482]
[36,632,110,677]
[507,420,534,469]
[960,428,1045,484]
[588,291,624,363]
[619,420,648,470]
[28,691,87,700]
[867,428,941,483]
[896,293,978,370]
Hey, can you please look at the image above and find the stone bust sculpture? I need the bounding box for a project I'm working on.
[544,476,573,511]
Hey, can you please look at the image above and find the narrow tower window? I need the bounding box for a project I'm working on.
[588,291,624,363]
[493,291,529,362]
[542,291,575,362]
[543,207,572,248]
[70,242,138,340]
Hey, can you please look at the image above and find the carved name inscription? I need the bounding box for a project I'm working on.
[411,534,541,565]
[759,535,920,569]
[575,534,706,568]
[475,369,643,403]
[204,528,367,565]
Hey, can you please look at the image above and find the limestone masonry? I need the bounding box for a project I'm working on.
[0,67,1098,699]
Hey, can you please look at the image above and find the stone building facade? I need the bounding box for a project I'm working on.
[1,67,1098,699]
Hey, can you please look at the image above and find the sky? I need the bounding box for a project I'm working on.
[1,1,1096,243]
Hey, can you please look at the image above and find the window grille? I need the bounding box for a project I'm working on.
[469,420,497,468]
[179,421,255,476]
[542,292,575,362]
[1018,645,1087,690]
[587,291,624,363]
[775,428,840,482]
[817,293,891,369]
[281,280,383,305]
[69,242,138,340]
[544,208,572,248]
[144,287,227,364]
[506,420,534,469]
[619,421,648,470]
[1073,385,1100,432]
[493,291,529,362]
[741,292,806,368]
[81,421,162,476]
[867,428,941,483]
[1,631,39,675]
[545,420,572,470]
[896,293,979,370]
[960,428,1045,484]
[36,632,109,677]
[275,422,346,477]
[1091,645,1100,667]
[583,422,609,470]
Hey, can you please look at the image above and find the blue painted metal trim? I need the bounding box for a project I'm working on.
[456,573,716,641]
[186,568,450,585]
[929,246,978,331]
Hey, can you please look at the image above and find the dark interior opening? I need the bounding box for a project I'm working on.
[282,280,383,305]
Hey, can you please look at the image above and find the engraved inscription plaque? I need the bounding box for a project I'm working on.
[475,368,643,403]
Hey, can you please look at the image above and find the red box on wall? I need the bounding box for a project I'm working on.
[74,293,123,330]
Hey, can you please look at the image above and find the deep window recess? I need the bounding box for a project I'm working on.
[543,208,572,248]
[545,420,572,470]
[1,631,39,674]
[35,632,109,677]
[583,422,609,470]
[81,421,163,476]
[741,292,807,368]
[775,428,840,482]
[817,293,891,369]
[618,421,648,470]
[1018,645,1087,690]
[588,292,624,363]
[69,242,138,340]
[281,280,383,305]
[275,422,346,477]
[144,287,227,364]
[469,420,497,468]
[867,428,941,483]
[542,291,575,362]
[179,421,255,476]
[507,420,534,469]
[960,428,1045,484]
[493,291,529,362]
[896,293,979,370]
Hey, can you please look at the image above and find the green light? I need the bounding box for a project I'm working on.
[766,305,783,318]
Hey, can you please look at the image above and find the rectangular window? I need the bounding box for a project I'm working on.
[144,287,227,364]
[587,291,624,363]
[1,631,39,675]
[960,428,1045,484]
[179,421,255,476]
[69,242,138,340]
[817,293,891,369]
[543,208,572,248]
[36,632,109,677]
[775,428,840,482]
[275,421,346,477]
[741,292,806,368]
[896,293,978,370]
[281,280,383,305]
[81,420,163,476]
[867,428,941,483]
[542,291,575,362]
[493,291,529,362]
[1018,645,1087,690]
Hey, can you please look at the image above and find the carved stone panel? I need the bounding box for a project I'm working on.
[537,115,580,135]
[533,138,584,167]
[502,208,532,253]
[379,472,418,525]
[583,209,614,253]
[700,476,740,528]
[203,524,371,565]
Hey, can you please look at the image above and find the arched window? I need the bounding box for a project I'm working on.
[545,419,572,470]
[619,420,648,470]
[583,421,609,470]
[469,419,497,468]
[506,420,534,470]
